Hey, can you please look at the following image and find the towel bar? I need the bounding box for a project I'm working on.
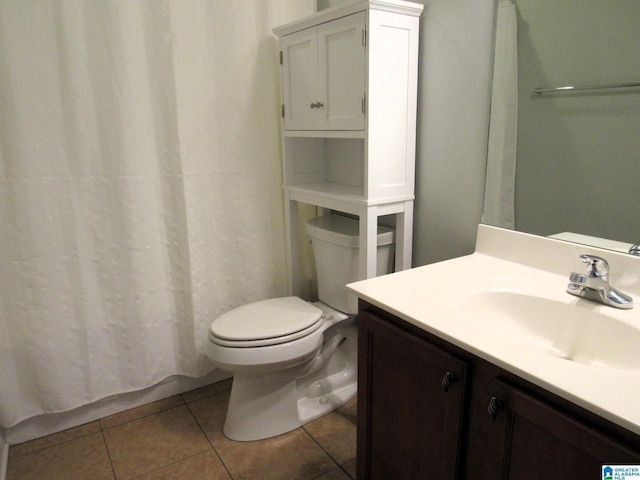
[533,81,640,96]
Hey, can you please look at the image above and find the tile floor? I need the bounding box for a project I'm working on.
[6,378,357,480]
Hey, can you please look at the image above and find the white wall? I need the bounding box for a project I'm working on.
[412,0,497,265]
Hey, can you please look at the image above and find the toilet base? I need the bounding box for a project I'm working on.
[223,374,357,442]
[222,319,357,441]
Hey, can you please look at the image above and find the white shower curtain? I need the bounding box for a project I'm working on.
[483,0,517,229]
[0,0,308,429]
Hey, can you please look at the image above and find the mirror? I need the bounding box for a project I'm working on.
[483,0,640,252]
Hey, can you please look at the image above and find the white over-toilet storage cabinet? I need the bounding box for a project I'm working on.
[273,0,422,296]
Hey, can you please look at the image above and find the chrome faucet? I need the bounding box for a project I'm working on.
[567,254,633,309]
[629,241,640,256]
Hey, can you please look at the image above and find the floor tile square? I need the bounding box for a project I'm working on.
[7,378,358,479]
[214,428,337,480]
[100,395,185,430]
[6,432,113,480]
[304,397,357,465]
[186,390,230,448]
[342,458,357,479]
[189,391,338,480]
[103,405,210,479]
[182,378,233,404]
[8,421,101,459]
[135,450,231,480]
[315,466,353,479]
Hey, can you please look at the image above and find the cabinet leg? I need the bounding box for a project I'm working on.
[359,208,379,279]
[284,194,300,296]
[395,201,413,271]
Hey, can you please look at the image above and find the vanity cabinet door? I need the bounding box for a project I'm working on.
[490,379,640,479]
[460,366,510,479]
[357,309,468,480]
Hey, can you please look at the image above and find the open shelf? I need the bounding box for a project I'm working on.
[275,0,422,293]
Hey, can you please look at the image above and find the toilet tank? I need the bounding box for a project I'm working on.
[305,214,394,314]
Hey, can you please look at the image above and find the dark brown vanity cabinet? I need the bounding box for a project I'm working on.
[357,301,640,480]
[356,305,468,478]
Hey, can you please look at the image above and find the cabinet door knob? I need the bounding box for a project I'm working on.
[441,371,458,393]
[310,102,317,109]
[309,102,324,109]
[488,396,503,421]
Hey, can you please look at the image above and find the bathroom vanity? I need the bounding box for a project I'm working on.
[348,225,640,479]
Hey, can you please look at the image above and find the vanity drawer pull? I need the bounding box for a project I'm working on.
[488,396,503,421]
[441,371,458,393]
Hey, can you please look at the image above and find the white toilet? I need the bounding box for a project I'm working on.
[208,214,394,441]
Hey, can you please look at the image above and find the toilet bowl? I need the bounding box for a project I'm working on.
[209,297,357,441]
[208,214,394,441]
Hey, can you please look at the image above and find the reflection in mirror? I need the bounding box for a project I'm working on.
[483,0,640,253]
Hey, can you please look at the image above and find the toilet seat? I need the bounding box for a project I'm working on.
[209,297,324,348]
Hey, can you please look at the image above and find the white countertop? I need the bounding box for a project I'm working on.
[347,224,640,434]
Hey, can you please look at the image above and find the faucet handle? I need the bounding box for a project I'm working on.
[579,254,609,278]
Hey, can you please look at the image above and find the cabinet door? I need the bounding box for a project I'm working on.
[357,310,468,480]
[281,26,318,130]
[491,380,640,479]
[317,12,366,130]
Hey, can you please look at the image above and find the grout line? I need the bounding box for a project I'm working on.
[184,400,235,480]
[99,396,187,431]
[302,420,357,480]
[7,378,356,480]
[124,450,217,480]
[99,429,117,480]
[99,380,233,479]
[310,464,354,480]
[180,378,233,405]
[302,426,345,477]
[339,462,356,480]
[8,423,103,460]
[101,403,215,480]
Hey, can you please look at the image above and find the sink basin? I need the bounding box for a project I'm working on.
[463,291,640,370]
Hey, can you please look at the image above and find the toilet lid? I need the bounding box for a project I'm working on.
[210,297,323,344]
